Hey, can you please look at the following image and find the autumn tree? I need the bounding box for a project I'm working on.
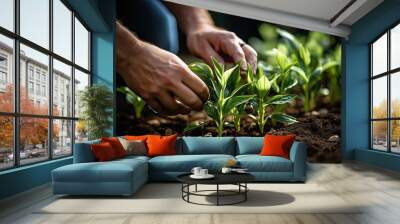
[0,84,59,152]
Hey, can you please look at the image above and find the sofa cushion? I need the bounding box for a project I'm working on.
[179,137,235,155]
[236,137,264,155]
[74,140,100,163]
[91,142,118,161]
[260,134,296,159]
[53,158,147,183]
[236,155,293,172]
[147,134,177,157]
[149,154,235,172]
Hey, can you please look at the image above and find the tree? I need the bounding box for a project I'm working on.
[0,85,59,151]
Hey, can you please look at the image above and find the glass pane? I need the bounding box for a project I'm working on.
[20,0,49,49]
[20,117,49,165]
[0,0,14,31]
[53,0,72,60]
[391,72,400,118]
[53,119,72,157]
[20,44,49,115]
[0,116,14,170]
[372,76,387,119]
[391,120,400,153]
[391,24,400,70]
[0,34,14,112]
[53,59,72,117]
[74,69,89,118]
[74,17,89,70]
[372,121,388,151]
[75,120,88,143]
[372,33,387,76]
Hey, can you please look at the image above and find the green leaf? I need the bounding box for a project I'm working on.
[223,95,255,114]
[266,94,296,105]
[189,62,213,83]
[270,113,297,124]
[277,28,301,49]
[222,65,239,87]
[255,74,271,98]
[299,45,311,66]
[282,77,298,91]
[183,123,204,133]
[211,57,224,78]
[204,102,218,121]
[291,66,309,83]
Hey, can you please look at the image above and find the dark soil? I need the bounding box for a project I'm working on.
[117,106,341,163]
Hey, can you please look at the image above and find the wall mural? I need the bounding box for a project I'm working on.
[116,1,341,163]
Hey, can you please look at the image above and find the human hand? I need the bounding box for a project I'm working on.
[117,23,209,115]
[186,24,257,73]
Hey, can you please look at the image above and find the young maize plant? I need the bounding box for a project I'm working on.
[189,58,255,136]
[247,67,297,134]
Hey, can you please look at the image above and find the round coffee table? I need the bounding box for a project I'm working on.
[177,173,255,206]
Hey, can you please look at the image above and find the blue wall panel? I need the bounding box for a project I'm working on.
[344,0,400,171]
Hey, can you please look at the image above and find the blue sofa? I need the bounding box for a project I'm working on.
[52,137,307,196]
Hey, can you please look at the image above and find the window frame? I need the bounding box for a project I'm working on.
[0,0,92,171]
[370,20,400,154]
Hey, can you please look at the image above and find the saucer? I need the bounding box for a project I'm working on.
[190,174,215,179]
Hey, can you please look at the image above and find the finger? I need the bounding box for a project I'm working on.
[242,44,258,73]
[200,42,224,65]
[180,67,210,103]
[221,38,247,70]
[157,91,191,115]
[171,82,205,111]
[147,99,162,114]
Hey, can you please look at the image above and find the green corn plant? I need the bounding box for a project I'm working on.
[276,28,339,112]
[189,58,255,136]
[117,86,146,119]
[247,68,297,134]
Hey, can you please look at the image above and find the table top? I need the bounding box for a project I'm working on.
[177,172,255,185]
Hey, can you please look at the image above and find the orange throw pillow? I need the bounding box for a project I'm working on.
[91,142,117,162]
[124,135,148,141]
[101,137,126,158]
[146,134,177,157]
[260,134,296,159]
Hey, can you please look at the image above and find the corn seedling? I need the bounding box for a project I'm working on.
[247,67,297,134]
[189,58,255,136]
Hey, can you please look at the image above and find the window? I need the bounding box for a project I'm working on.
[0,0,91,170]
[370,23,400,154]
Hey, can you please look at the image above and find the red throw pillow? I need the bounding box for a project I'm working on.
[124,135,148,141]
[101,137,126,158]
[146,134,177,157]
[260,134,296,159]
[91,142,117,161]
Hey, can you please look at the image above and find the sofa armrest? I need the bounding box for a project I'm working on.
[289,141,307,181]
[73,140,100,163]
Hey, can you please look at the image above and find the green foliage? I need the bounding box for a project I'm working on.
[189,58,255,136]
[251,25,341,112]
[79,84,113,140]
[247,67,297,134]
[275,29,340,112]
[117,86,145,119]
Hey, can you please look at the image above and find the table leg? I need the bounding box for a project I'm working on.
[216,184,219,206]
[195,184,198,192]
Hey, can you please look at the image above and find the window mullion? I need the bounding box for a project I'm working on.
[388,30,391,152]
[71,10,76,156]
[48,0,54,160]
[13,0,20,167]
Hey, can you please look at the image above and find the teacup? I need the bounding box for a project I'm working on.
[199,169,208,176]
[191,167,202,176]
[221,167,232,174]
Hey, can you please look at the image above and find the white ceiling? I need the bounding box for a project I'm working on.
[165,0,384,38]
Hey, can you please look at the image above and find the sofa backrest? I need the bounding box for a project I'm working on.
[235,137,264,155]
[177,137,236,155]
[73,139,100,163]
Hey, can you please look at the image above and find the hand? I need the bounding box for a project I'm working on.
[186,24,257,73]
[117,23,209,115]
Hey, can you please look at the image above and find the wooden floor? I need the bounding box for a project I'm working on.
[1,162,400,224]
